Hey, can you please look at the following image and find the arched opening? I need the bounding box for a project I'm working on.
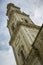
[20,50,25,60]
[25,19,28,23]
[11,23,15,31]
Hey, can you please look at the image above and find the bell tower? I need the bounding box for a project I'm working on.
[7,3,43,65]
[6,3,34,36]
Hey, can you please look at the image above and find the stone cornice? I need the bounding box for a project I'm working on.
[19,22,40,29]
[7,3,20,10]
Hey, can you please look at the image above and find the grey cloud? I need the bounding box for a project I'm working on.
[0,48,17,65]
[0,42,9,51]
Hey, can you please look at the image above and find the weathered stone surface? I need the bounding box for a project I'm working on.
[33,25,43,64]
[7,3,43,65]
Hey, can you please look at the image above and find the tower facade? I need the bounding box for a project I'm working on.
[7,3,43,65]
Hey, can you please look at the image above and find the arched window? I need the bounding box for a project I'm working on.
[20,50,25,60]
[25,19,28,23]
[21,18,28,23]
[11,23,15,31]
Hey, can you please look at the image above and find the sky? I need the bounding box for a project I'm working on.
[0,0,43,65]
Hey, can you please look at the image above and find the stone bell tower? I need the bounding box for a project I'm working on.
[7,3,43,65]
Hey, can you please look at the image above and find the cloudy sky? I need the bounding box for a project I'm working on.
[0,0,43,65]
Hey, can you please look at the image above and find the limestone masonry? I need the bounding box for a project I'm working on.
[7,3,43,65]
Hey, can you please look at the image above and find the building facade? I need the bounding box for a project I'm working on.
[6,3,43,65]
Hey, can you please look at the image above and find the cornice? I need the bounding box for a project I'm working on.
[7,3,20,10]
[20,22,40,29]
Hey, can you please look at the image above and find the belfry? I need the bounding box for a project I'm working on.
[7,3,43,65]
